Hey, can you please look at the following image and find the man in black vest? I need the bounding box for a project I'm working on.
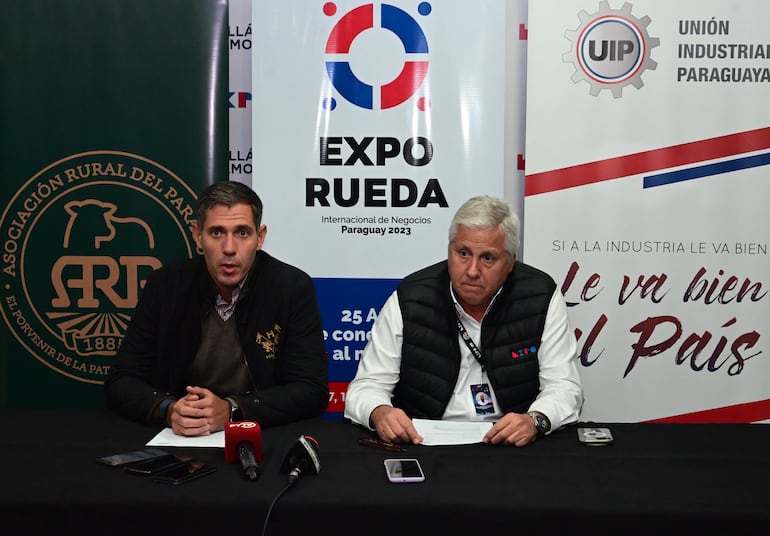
[105,182,328,436]
[345,196,582,447]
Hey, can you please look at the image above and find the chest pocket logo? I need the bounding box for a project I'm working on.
[255,324,281,359]
[512,345,538,359]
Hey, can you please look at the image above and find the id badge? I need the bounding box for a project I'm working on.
[471,383,495,415]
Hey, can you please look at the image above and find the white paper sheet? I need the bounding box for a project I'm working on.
[145,427,224,448]
[413,419,493,446]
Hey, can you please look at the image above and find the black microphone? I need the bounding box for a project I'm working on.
[238,442,260,481]
[280,435,320,486]
[225,421,263,481]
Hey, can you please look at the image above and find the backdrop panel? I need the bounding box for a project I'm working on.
[250,0,527,411]
[525,0,769,422]
[0,0,229,408]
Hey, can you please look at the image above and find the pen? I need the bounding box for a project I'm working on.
[358,436,407,453]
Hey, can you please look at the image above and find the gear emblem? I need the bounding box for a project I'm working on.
[563,1,659,98]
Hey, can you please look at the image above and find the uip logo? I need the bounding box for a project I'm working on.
[0,151,197,383]
[563,1,659,98]
[322,1,431,110]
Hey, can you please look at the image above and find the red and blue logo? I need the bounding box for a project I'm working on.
[323,2,431,110]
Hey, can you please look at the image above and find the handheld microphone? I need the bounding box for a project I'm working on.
[224,421,262,481]
[280,434,320,486]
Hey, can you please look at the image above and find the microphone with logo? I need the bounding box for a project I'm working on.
[224,421,262,481]
[280,435,320,487]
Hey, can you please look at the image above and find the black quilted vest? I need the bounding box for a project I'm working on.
[392,260,556,419]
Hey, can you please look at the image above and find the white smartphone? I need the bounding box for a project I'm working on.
[577,427,614,446]
[384,458,425,483]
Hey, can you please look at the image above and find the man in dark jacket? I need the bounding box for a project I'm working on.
[105,182,328,436]
[345,196,582,447]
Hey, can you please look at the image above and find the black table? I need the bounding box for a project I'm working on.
[2,408,770,535]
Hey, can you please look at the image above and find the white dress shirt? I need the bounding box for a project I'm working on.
[344,285,584,433]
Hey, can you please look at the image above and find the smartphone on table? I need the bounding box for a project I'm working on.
[123,453,193,476]
[96,448,169,467]
[152,461,216,485]
[384,458,425,483]
[577,427,614,446]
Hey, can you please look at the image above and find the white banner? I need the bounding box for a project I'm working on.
[251,0,507,278]
[525,0,769,422]
[229,0,252,182]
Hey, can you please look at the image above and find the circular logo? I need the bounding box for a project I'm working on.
[0,151,197,384]
[563,1,659,98]
[323,2,431,110]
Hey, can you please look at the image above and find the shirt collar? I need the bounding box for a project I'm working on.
[215,276,248,321]
[449,283,504,322]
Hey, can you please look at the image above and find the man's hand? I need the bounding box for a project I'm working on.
[167,386,230,437]
[483,412,538,447]
[369,405,423,445]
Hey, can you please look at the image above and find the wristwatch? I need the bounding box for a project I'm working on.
[225,396,242,422]
[528,411,551,436]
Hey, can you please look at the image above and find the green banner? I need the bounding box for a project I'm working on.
[0,0,228,408]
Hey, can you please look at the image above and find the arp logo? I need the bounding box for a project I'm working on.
[323,2,431,110]
[563,1,659,98]
[0,151,197,384]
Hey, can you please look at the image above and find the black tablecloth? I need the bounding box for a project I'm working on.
[2,408,770,535]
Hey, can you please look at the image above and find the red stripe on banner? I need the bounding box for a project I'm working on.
[326,381,349,413]
[644,398,770,424]
[525,125,770,196]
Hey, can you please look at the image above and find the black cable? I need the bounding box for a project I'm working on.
[261,478,297,536]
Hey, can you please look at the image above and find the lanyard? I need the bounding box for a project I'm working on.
[454,313,485,372]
